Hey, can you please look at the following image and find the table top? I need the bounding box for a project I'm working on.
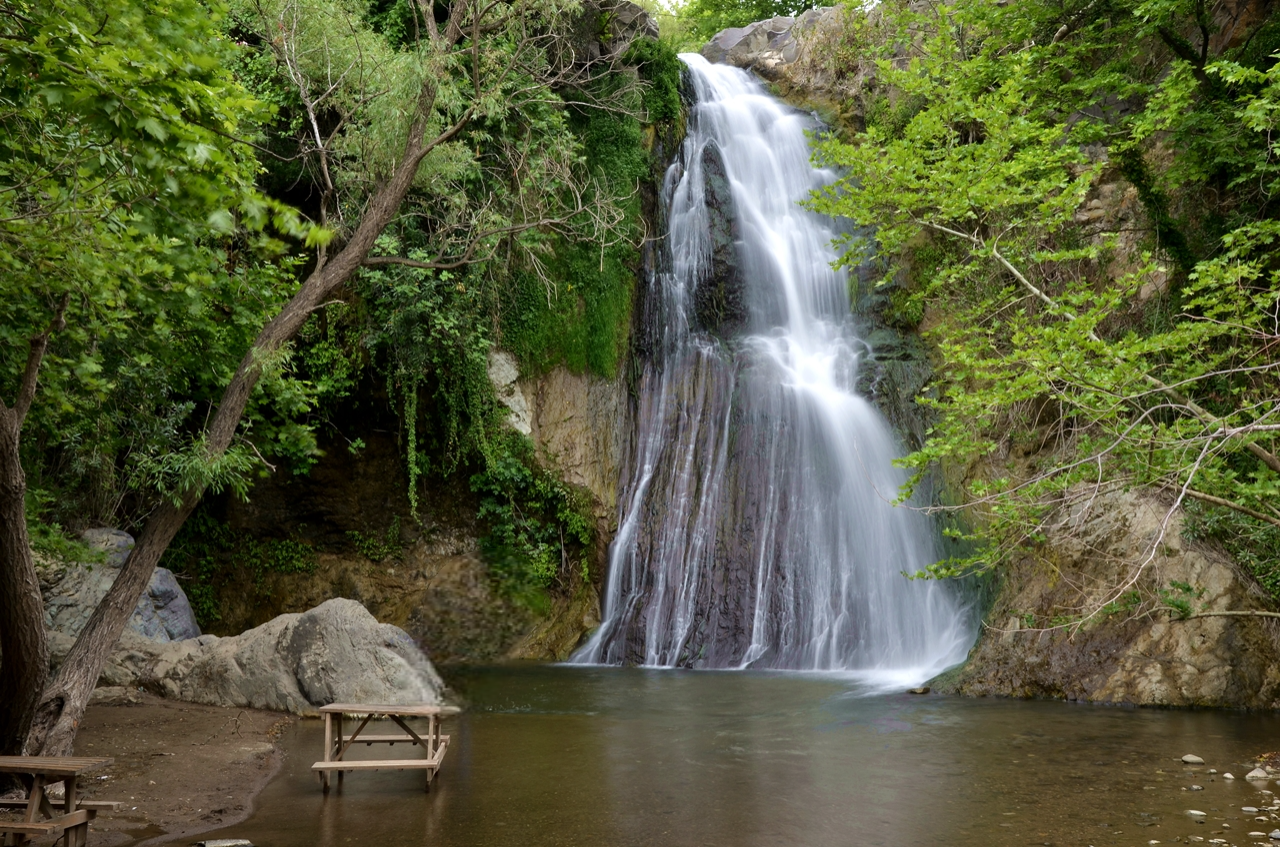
[0,756,113,777]
[319,703,460,717]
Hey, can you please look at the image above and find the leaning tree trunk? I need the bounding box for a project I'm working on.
[0,300,67,757]
[0,411,49,758]
[26,118,443,757]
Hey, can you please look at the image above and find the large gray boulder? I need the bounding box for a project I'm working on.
[699,9,847,90]
[41,529,201,643]
[64,598,445,714]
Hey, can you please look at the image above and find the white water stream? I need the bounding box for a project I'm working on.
[572,55,974,688]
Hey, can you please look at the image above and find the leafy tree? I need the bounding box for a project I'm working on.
[808,0,1280,621]
[19,0,655,757]
[0,0,308,755]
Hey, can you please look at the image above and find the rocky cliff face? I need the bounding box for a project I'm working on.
[204,363,629,665]
[934,490,1280,707]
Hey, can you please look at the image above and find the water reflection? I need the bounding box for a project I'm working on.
[185,666,1280,847]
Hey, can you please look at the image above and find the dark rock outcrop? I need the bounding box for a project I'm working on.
[693,139,748,336]
[40,528,201,643]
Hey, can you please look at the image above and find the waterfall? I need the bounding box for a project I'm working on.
[571,54,974,688]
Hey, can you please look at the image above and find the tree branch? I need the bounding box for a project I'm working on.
[1182,488,1280,529]
[920,220,1280,475]
[9,294,70,424]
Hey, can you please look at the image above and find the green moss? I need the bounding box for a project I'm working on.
[501,40,683,378]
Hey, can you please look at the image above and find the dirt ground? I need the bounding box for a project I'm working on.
[4,691,295,846]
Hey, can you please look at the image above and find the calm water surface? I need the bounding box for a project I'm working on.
[191,666,1280,847]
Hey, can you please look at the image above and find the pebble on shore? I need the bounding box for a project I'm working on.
[1183,754,1207,765]
[1248,767,1271,780]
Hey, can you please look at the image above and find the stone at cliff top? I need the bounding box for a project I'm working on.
[54,598,445,714]
[701,9,830,76]
[40,528,201,643]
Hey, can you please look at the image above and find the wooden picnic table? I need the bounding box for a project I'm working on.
[311,703,460,793]
[0,756,119,847]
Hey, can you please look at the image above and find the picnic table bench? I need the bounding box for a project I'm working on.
[0,756,118,847]
[311,703,460,793]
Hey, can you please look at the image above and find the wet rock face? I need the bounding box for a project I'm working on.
[56,598,446,714]
[935,490,1280,708]
[693,139,748,336]
[40,528,201,643]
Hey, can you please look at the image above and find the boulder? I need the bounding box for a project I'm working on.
[701,9,830,77]
[607,1,659,43]
[40,529,201,643]
[59,598,445,714]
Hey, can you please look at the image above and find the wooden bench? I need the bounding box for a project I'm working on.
[0,757,113,847]
[311,703,459,793]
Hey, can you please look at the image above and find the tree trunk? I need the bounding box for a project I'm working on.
[26,120,439,756]
[0,409,49,757]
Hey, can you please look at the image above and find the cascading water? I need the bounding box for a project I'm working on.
[571,54,974,687]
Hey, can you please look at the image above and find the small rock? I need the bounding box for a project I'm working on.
[1188,810,1208,817]
[195,841,255,847]
[1191,784,1205,790]
[1249,768,1271,780]
[1224,772,1235,779]
[1244,807,1260,813]
[1209,768,1218,774]
[1250,833,1267,838]
[1270,830,1280,841]
[907,686,930,695]
[1184,754,1207,765]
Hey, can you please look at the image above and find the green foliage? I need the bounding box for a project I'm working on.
[499,64,652,378]
[808,0,1280,594]
[24,489,104,565]
[470,433,594,608]
[626,37,685,124]
[161,508,317,624]
[678,0,815,44]
[1185,503,1280,599]
[1,0,324,530]
[347,517,403,563]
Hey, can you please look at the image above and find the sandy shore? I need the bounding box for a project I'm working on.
[58,692,295,846]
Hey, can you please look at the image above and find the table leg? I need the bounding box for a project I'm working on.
[321,712,332,793]
[23,776,44,823]
[335,713,344,785]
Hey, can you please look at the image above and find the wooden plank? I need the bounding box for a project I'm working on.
[319,704,460,717]
[311,757,442,771]
[0,809,91,835]
[343,734,451,745]
[0,821,65,836]
[0,799,123,812]
[0,757,112,777]
[77,801,122,812]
